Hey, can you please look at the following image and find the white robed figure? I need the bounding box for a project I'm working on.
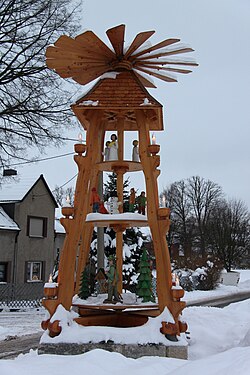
[108,134,118,160]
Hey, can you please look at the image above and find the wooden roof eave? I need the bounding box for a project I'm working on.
[71,104,163,131]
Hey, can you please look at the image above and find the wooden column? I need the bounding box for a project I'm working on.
[136,110,172,312]
[56,112,103,312]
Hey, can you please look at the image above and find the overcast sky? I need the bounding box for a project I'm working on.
[17,0,250,208]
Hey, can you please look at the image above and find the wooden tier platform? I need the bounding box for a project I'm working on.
[85,212,148,228]
[73,302,159,312]
[96,160,142,173]
[72,302,160,327]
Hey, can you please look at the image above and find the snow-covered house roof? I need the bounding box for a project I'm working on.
[0,174,58,207]
[0,206,19,231]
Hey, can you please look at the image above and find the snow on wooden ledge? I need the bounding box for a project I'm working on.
[86,212,148,221]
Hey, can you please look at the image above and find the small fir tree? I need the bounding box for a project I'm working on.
[103,172,130,203]
[79,266,91,300]
[136,248,155,302]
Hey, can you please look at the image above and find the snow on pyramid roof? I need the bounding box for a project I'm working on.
[0,206,19,231]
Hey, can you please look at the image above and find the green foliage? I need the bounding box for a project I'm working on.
[103,172,130,202]
[79,267,91,300]
[136,248,155,302]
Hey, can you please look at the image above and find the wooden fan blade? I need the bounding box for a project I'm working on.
[106,24,125,57]
[60,66,108,85]
[136,47,194,61]
[135,63,192,74]
[135,67,177,83]
[54,35,87,54]
[46,46,105,61]
[131,38,180,58]
[55,64,108,78]
[46,58,108,70]
[124,30,155,58]
[133,71,157,88]
[53,34,114,61]
[135,60,199,67]
[76,31,115,59]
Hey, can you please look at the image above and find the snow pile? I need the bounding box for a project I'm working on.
[1,346,250,375]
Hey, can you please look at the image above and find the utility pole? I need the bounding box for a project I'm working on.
[97,172,104,269]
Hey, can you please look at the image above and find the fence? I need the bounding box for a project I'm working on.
[0,283,44,309]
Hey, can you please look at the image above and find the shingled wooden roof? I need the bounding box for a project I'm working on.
[71,71,164,131]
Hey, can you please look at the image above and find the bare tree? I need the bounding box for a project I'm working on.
[186,176,223,257]
[0,0,81,169]
[208,199,250,271]
[162,180,195,259]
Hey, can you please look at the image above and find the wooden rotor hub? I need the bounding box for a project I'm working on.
[111,60,133,70]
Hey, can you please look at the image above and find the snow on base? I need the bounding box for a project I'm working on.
[72,292,155,306]
[41,305,186,347]
[86,212,148,221]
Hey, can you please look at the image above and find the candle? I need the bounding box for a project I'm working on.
[64,195,71,207]
[78,132,83,143]
[162,195,166,207]
[152,133,156,145]
[48,273,53,283]
[176,275,180,287]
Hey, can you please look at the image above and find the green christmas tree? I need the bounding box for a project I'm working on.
[79,266,91,300]
[136,248,155,302]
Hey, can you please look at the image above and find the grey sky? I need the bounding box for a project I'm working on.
[18,0,250,208]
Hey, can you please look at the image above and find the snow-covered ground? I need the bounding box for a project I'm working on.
[0,270,250,374]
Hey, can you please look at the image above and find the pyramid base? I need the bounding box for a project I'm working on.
[38,341,187,359]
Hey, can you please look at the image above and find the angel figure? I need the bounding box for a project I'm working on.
[108,134,118,160]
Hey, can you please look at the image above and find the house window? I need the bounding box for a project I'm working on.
[0,263,8,282]
[26,261,42,282]
[27,216,47,238]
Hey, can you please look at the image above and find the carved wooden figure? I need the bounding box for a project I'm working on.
[42,24,197,338]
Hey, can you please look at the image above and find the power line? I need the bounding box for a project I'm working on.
[54,173,78,191]
[6,151,75,167]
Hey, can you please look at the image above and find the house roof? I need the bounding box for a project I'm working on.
[0,174,58,207]
[0,206,20,231]
[71,71,164,131]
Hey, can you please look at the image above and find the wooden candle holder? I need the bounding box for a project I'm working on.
[171,287,184,300]
[74,143,86,155]
[44,285,58,298]
[61,206,74,218]
[148,144,160,156]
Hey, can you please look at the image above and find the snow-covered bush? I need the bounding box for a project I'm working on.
[172,256,223,291]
